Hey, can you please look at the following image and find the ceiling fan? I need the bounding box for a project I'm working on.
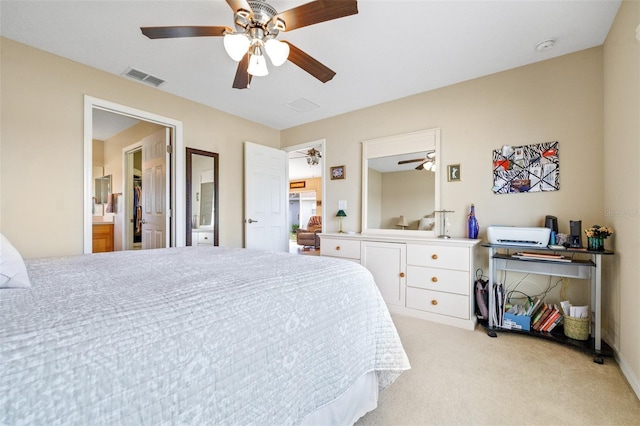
[398,151,436,171]
[306,147,322,165]
[140,0,358,89]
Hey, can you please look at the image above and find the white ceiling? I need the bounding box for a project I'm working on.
[1,0,621,132]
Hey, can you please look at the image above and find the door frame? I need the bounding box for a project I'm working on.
[83,95,185,254]
[283,139,326,236]
[122,143,142,251]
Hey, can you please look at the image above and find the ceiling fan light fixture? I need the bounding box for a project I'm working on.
[224,33,250,61]
[265,39,289,66]
[248,51,269,76]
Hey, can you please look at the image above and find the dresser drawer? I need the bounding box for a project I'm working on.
[406,265,470,295]
[321,238,361,259]
[196,231,214,245]
[406,287,469,319]
[407,244,470,271]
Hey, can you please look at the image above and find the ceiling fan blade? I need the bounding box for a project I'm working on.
[141,26,231,39]
[232,55,252,89]
[398,158,426,165]
[277,0,358,31]
[226,0,253,16]
[283,42,336,83]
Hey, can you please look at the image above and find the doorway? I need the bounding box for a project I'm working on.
[83,96,185,254]
[285,140,325,255]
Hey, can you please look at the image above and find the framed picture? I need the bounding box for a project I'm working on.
[447,164,461,182]
[330,165,346,180]
[289,181,305,189]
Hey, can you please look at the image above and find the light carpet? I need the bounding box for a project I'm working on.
[357,314,640,425]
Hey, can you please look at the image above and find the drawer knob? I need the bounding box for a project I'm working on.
[336,246,341,251]
[431,276,438,283]
[431,254,438,260]
[399,272,405,278]
[431,299,438,306]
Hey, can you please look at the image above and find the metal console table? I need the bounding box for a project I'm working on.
[482,243,614,363]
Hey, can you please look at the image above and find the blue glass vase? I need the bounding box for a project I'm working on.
[587,237,604,251]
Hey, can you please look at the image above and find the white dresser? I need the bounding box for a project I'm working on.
[320,233,480,330]
[192,229,215,246]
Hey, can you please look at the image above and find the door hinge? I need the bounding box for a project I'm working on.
[166,145,173,154]
[167,209,172,218]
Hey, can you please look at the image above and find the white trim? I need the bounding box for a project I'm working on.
[361,128,441,237]
[83,95,185,254]
[603,331,640,401]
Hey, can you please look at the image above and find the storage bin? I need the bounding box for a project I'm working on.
[503,312,531,331]
[564,315,590,340]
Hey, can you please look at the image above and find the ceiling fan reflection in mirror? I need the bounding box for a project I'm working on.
[398,151,436,171]
[141,0,358,89]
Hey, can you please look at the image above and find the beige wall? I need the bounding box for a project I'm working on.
[0,37,279,257]
[603,0,640,397]
[380,170,436,230]
[282,49,605,240]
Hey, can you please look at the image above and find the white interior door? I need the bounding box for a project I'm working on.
[244,141,288,251]
[141,129,170,249]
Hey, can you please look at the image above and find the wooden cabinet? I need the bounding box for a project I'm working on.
[92,223,114,253]
[320,233,479,330]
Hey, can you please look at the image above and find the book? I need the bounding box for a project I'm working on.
[546,314,563,332]
[518,251,564,259]
[512,252,572,262]
[533,305,555,331]
[526,297,543,317]
[531,303,549,327]
[540,308,561,332]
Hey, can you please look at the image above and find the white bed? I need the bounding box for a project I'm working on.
[1,245,410,425]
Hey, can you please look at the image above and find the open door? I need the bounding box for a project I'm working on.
[141,128,171,249]
[244,142,288,252]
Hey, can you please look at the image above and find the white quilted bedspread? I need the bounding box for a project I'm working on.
[1,247,409,425]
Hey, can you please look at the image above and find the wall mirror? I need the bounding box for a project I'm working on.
[94,174,111,205]
[186,148,219,246]
[362,128,441,237]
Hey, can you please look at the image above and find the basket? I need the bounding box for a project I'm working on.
[564,315,590,341]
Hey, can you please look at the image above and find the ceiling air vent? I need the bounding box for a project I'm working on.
[285,97,319,113]
[121,67,165,87]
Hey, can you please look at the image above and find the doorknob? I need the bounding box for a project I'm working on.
[247,218,258,223]
[141,219,147,224]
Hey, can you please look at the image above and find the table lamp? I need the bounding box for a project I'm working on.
[397,215,409,230]
[336,209,347,233]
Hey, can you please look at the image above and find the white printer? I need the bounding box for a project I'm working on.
[487,226,551,247]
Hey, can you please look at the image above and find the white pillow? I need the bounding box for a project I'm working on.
[419,217,436,231]
[0,233,31,288]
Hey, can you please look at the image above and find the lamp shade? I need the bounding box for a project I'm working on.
[397,215,409,227]
[248,53,269,76]
[336,209,347,217]
[265,39,290,66]
[223,34,250,61]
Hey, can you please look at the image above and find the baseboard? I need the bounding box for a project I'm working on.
[603,331,640,401]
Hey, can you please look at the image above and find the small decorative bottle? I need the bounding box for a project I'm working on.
[467,204,479,239]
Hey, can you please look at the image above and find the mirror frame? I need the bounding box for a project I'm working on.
[361,128,441,237]
[186,148,219,246]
